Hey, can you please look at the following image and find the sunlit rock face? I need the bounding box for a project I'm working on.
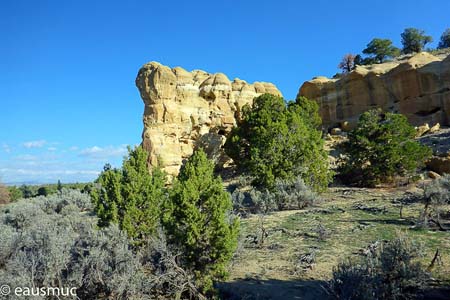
[299,52,450,130]
[136,61,282,177]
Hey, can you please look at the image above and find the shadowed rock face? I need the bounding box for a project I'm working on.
[299,52,450,130]
[135,62,282,177]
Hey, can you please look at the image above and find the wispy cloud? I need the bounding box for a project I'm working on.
[79,145,128,160]
[47,147,57,151]
[22,140,46,148]
[14,154,38,161]
[2,143,11,153]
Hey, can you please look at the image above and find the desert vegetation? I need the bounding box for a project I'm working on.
[338,27,449,72]
[338,109,432,187]
[3,97,450,299]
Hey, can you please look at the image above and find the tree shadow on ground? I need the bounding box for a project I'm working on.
[338,217,416,226]
[217,278,331,300]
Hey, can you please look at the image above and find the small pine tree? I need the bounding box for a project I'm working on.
[57,180,63,192]
[162,149,239,293]
[91,146,167,245]
[338,109,432,186]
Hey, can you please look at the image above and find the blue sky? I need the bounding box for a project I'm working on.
[1,0,449,184]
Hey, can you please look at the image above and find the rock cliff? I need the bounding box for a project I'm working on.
[136,62,282,177]
[299,52,450,130]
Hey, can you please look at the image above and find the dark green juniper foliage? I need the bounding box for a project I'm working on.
[91,146,167,245]
[162,149,239,294]
[401,28,433,54]
[225,93,331,192]
[362,38,400,63]
[339,109,431,187]
[438,28,450,49]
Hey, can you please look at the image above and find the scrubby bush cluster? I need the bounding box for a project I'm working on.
[0,190,139,299]
[230,175,319,214]
[6,182,92,201]
[0,181,10,205]
[421,174,450,228]
[329,234,428,300]
[225,93,332,192]
[0,189,217,299]
[338,109,431,187]
[1,147,239,299]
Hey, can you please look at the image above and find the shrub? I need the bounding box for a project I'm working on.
[401,28,433,54]
[0,189,208,300]
[421,174,450,228]
[162,149,239,293]
[329,234,428,300]
[230,175,318,214]
[273,176,319,210]
[225,93,331,192]
[91,146,167,245]
[338,109,432,186]
[0,182,10,205]
[0,190,141,299]
[7,186,22,202]
[438,28,450,49]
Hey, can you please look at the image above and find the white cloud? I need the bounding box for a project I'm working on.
[2,143,11,153]
[15,154,38,161]
[79,145,128,160]
[22,140,46,148]
[47,147,57,151]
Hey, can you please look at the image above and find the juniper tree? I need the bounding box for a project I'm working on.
[91,146,167,245]
[162,149,239,293]
[225,93,331,191]
[401,28,433,54]
[438,28,450,49]
[362,38,400,63]
[338,109,432,186]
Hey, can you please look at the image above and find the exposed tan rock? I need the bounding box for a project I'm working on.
[416,123,430,137]
[299,52,450,129]
[330,128,342,135]
[428,170,441,179]
[136,62,282,177]
[429,123,441,134]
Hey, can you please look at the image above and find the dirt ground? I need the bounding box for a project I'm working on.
[218,185,450,299]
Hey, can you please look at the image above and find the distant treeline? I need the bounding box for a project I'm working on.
[7,180,93,201]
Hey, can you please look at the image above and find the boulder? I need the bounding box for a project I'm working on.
[416,123,430,137]
[428,171,441,179]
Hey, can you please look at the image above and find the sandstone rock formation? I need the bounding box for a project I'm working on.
[136,62,282,177]
[299,52,450,130]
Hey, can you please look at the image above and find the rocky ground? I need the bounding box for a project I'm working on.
[219,185,450,300]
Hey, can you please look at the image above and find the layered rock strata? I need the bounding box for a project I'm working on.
[299,52,450,130]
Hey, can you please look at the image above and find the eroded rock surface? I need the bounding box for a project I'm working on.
[136,62,282,177]
[299,52,450,130]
